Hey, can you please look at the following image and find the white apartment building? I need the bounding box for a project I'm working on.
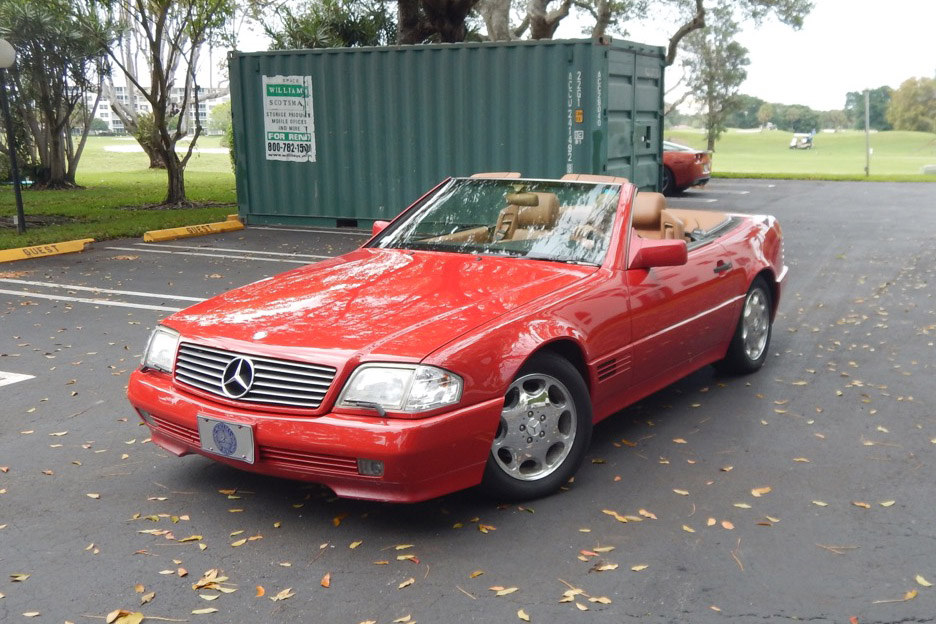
[86,86,230,134]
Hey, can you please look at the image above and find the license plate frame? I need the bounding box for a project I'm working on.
[197,416,255,464]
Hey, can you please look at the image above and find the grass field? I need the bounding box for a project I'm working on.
[666,129,936,179]
[0,135,236,249]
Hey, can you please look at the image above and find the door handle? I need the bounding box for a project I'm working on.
[714,260,732,274]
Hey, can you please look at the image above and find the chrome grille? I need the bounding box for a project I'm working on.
[175,343,336,409]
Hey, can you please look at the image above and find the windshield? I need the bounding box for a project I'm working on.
[370,178,622,266]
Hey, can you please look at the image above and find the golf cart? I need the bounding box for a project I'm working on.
[789,133,813,150]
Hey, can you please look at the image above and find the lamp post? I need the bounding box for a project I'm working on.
[0,38,25,234]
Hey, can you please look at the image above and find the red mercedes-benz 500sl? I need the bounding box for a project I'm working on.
[127,173,786,502]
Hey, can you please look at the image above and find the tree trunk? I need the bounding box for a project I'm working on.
[164,153,189,206]
[479,0,512,40]
[35,126,76,190]
[145,144,167,169]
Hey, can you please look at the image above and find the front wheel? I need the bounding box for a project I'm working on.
[716,276,773,374]
[480,353,592,500]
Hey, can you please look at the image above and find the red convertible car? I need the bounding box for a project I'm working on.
[128,173,786,502]
[663,140,711,196]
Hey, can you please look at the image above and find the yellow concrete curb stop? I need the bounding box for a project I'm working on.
[143,219,244,243]
[0,238,95,264]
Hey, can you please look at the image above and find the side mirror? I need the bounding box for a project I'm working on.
[630,238,688,270]
[371,220,390,237]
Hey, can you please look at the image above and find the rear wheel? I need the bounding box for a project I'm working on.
[480,353,592,500]
[662,167,676,196]
[716,276,773,374]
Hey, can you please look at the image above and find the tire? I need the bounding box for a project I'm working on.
[716,276,773,374]
[480,353,593,501]
[662,167,676,196]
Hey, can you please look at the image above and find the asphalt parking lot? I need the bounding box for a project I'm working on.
[2,179,935,623]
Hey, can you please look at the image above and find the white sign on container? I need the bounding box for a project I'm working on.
[262,75,315,162]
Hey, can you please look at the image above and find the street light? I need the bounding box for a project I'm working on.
[0,38,25,234]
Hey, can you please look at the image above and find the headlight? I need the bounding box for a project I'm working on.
[338,364,462,413]
[142,326,180,373]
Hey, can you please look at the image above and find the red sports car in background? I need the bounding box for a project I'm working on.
[663,140,711,195]
[128,173,785,503]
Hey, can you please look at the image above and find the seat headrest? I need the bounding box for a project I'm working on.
[515,192,559,227]
[632,192,665,228]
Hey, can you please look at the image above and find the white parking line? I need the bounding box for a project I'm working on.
[0,289,183,312]
[0,371,35,387]
[135,243,331,260]
[0,279,206,302]
[105,246,313,265]
[668,197,719,203]
[709,182,777,188]
[692,189,751,195]
[250,226,372,237]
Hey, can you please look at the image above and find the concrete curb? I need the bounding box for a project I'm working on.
[0,238,95,263]
[143,219,244,243]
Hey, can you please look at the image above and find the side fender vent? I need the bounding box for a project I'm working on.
[597,359,617,381]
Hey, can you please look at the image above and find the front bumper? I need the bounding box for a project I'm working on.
[128,369,502,502]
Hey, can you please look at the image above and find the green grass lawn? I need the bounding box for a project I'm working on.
[0,135,236,250]
[666,129,936,180]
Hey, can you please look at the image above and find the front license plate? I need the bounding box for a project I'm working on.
[197,416,255,464]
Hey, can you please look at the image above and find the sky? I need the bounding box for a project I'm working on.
[597,0,936,111]
[232,0,935,113]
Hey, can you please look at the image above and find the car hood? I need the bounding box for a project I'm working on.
[164,248,592,364]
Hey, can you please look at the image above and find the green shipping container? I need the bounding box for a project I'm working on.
[229,38,664,227]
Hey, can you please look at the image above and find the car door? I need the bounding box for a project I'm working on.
[626,239,742,388]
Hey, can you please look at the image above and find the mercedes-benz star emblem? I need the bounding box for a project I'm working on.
[221,357,255,398]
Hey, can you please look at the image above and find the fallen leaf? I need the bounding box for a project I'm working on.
[255,586,265,598]
[706,518,716,527]
[852,501,871,509]
[916,575,933,588]
[880,501,896,507]
[595,564,618,572]
[140,592,155,605]
[321,573,331,588]
[333,513,349,527]
[192,608,218,614]
[11,574,30,582]
[751,487,772,497]
[575,602,589,611]
[638,509,657,520]
[496,587,519,596]
[349,540,363,549]
[517,609,531,621]
[199,594,219,601]
[398,578,415,589]
[673,438,687,444]
[734,502,752,509]
[23,613,40,618]
[393,616,413,623]
[721,520,735,530]
[793,457,810,463]
[87,493,101,499]
[395,544,414,550]
[470,570,484,578]
[270,587,295,602]
[812,501,828,507]
[590,596,612,604]
[673,489,689,496]
[682,525,696,533]
[631,564,649,572]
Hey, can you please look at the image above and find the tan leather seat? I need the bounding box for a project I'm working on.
[632,192,665,237]
[494,192,559,241]
[660,209,685,240]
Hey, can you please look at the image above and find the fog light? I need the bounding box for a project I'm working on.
[137,409,155,426]
[357,459,384,477]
